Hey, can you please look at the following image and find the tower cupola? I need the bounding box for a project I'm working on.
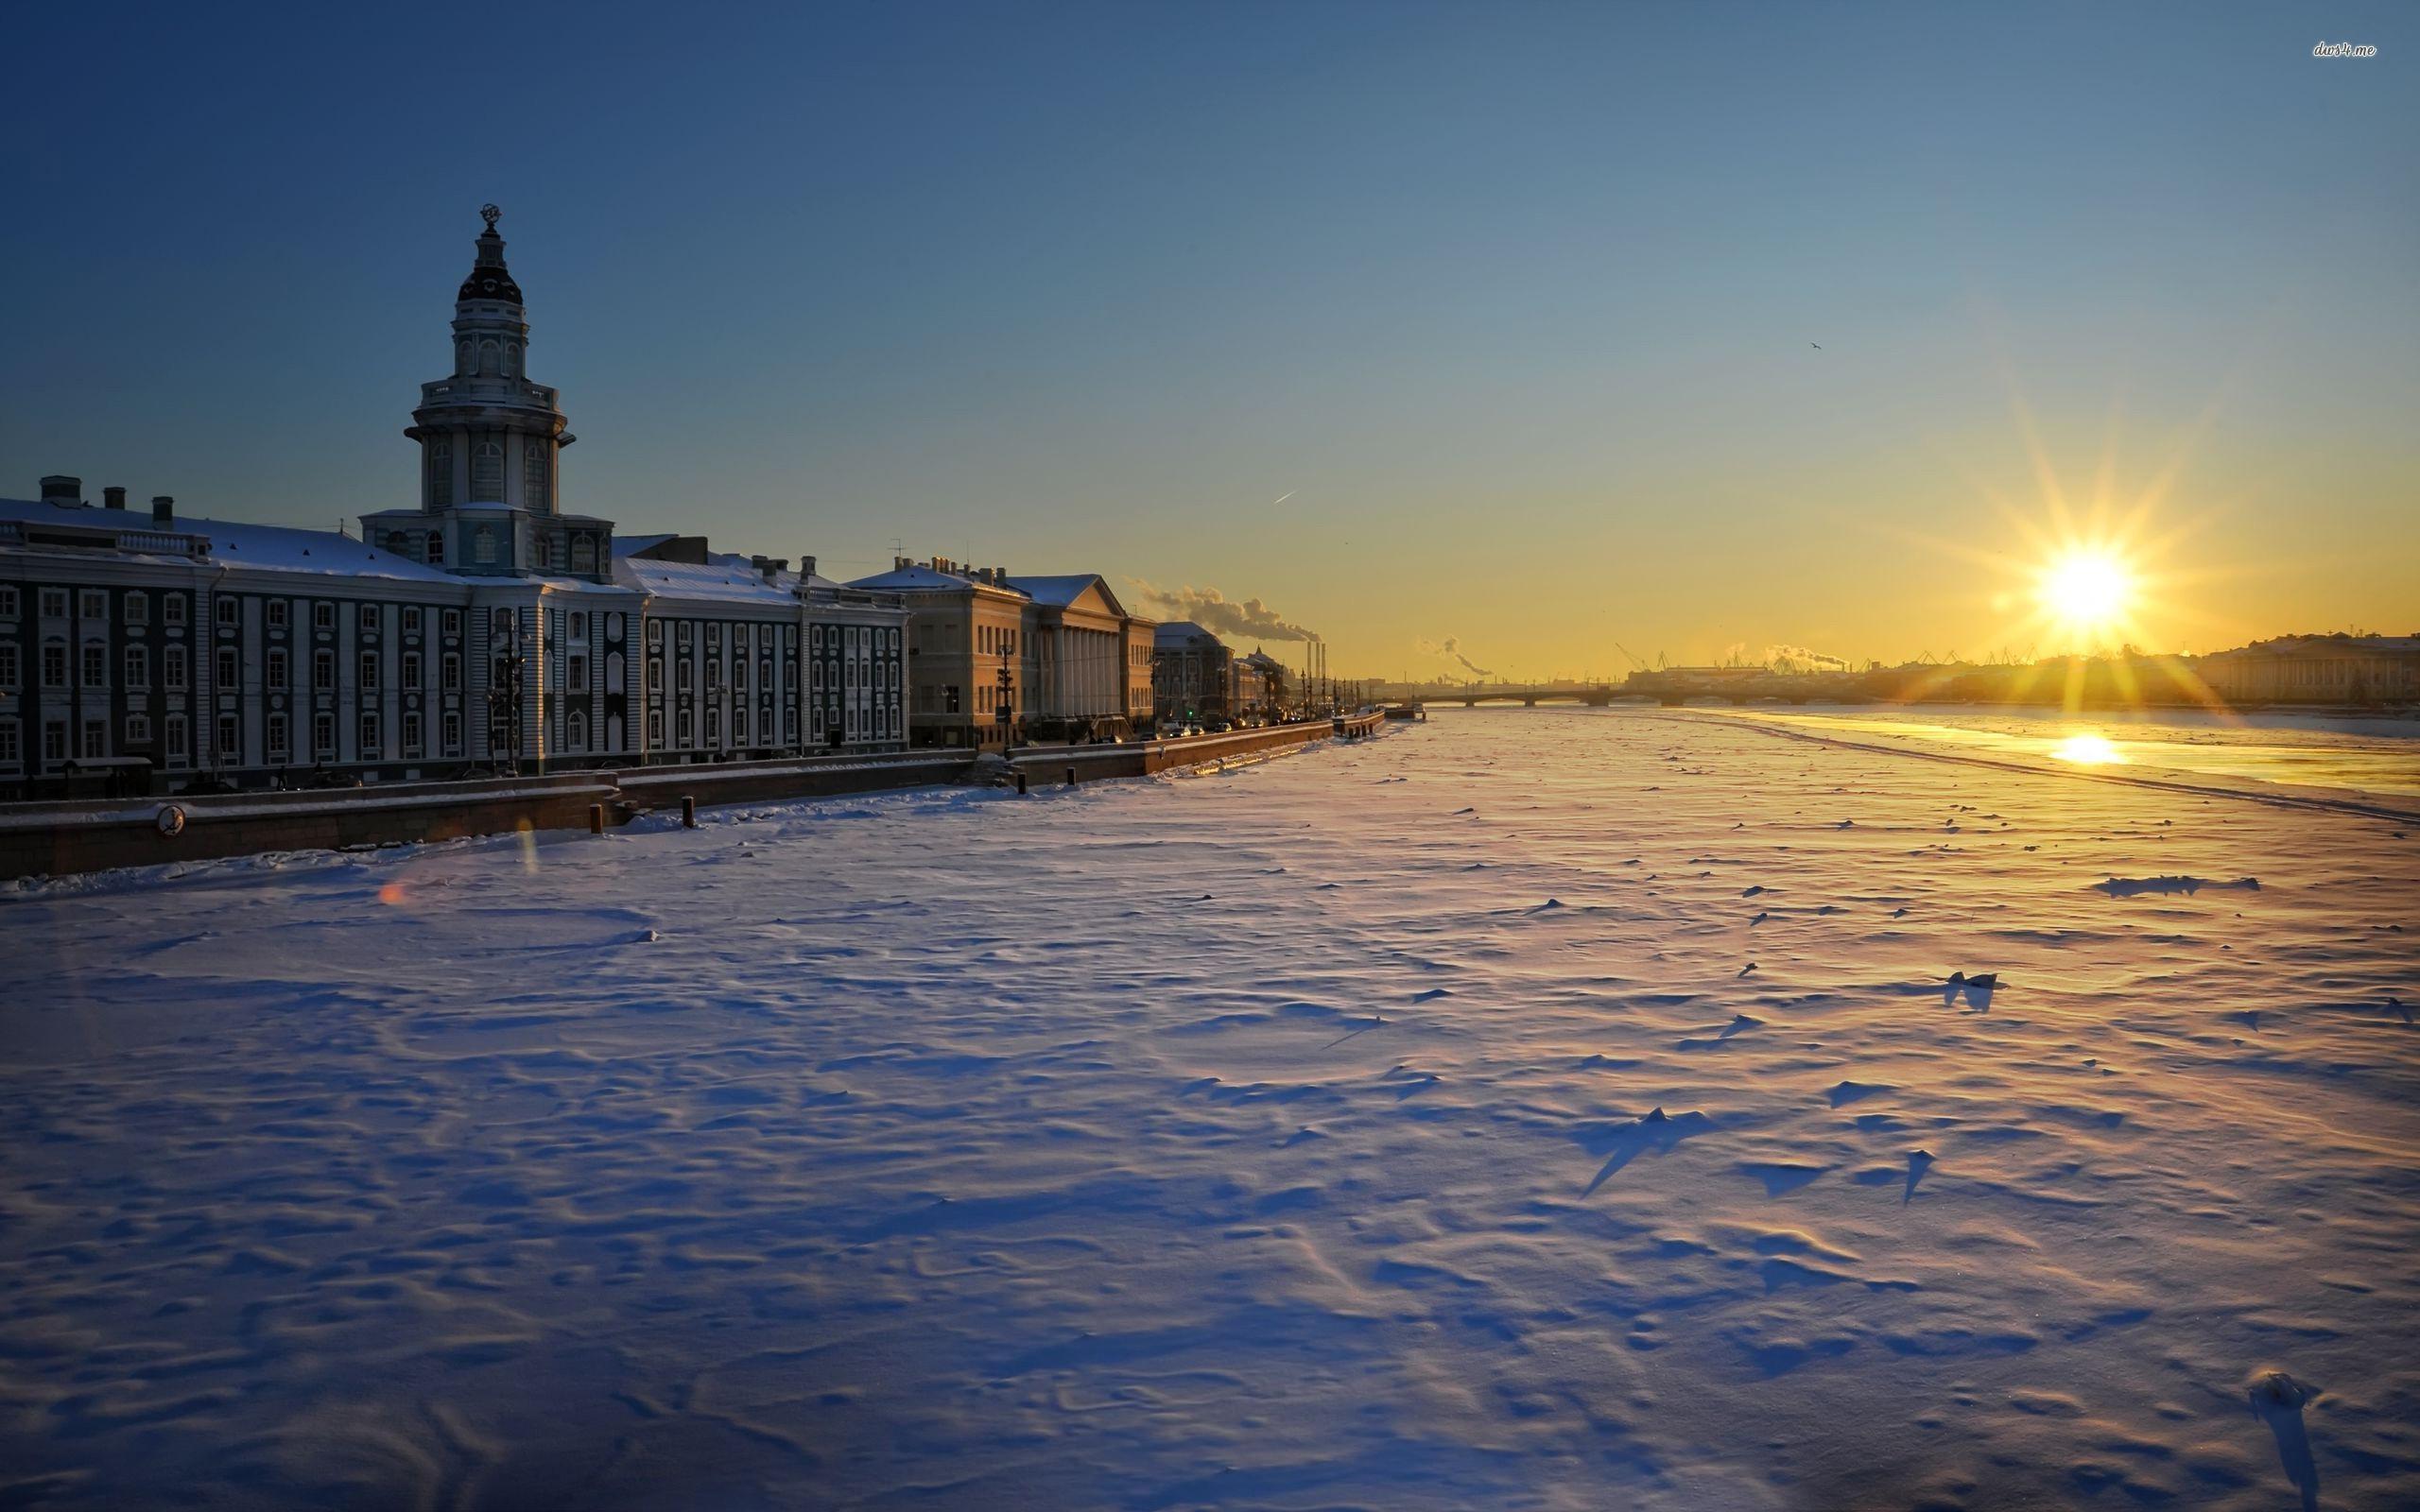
[404,204,574,516]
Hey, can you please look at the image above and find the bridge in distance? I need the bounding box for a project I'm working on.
[1408,672,1820,708]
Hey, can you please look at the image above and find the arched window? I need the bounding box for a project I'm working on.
[566,711,587,752]
[475,525,497,565]
[523,444,547,507]
[426,441,452,508]
[571,537,596,575]
[503,342,520,378]
[384,530,409,556]
[533,534,552,571]
[472,441,504,499]
[477,339,499,375]
[426,531,443,564]
[606,652,624,690]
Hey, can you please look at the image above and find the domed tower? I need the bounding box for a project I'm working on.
[405,204,575,514]
[367,207,615,582]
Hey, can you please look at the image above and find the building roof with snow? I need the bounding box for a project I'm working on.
[614,550,801,608]
[1154,620,1225,651]
[0,496,460,584]
[849,558,1030,597]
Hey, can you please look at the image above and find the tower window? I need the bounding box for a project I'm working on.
[524,444,548,507]
[571,537,596,575]
[473,441,504,500]
[475,525,497,565]
[427,441,452,508]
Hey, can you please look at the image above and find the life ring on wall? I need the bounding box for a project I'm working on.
[155,804,187,837]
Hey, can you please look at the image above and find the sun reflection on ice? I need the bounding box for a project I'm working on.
[2049,731,2126,765]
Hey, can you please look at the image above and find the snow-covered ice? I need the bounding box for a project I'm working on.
[2,708,2416,1509]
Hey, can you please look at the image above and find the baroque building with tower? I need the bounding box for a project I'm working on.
[0,208,1155,799]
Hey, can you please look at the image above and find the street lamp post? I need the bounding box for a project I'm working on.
[994,648,1014,749]
[487,644,524,774]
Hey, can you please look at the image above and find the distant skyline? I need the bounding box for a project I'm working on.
[7,2,2412,678]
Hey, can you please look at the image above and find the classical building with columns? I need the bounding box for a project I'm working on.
[1,208,907,799]
[848,558,1156,748]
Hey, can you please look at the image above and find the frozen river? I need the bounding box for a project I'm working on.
[1706,703,2420,801]
[2,709,2415,1509]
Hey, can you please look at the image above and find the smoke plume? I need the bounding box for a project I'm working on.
[1762,644,1852,674]
[1716,642,1851,673]
[1419,636,1495,679]
[1129,580,1318,644]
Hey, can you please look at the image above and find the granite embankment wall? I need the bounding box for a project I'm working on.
[0,714,1388,882]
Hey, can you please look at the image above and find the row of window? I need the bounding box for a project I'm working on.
[0,707,480,771]
[1,587,477,640]
[638,620,897,654]
[8,587,192,625]
[234,601,454,635]
[635,701,904,751]
[635,654,903,698]
[0,641,479,696]
[5,644,906,703]
[0,697,908,772]
[424,439,549,511]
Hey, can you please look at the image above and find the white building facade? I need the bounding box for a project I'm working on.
[0,209,905,799]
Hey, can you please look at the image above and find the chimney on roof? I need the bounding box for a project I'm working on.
[39,475,81,507]
[103,486,127,510]
[800,554,817,580]
[752,555,786,581]
[151,495,175,525]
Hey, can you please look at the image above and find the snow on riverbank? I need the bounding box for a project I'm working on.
[2,709,2415,1508]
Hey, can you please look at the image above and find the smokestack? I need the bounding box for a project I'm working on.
[152,495,175,525]
[103,486,127,510]
[39,475,81,507]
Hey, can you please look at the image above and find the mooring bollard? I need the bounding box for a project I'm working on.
[1065,765,1077,787]
[682,795,698,829]
[1015,770,1028,796]
[589,802,604,835]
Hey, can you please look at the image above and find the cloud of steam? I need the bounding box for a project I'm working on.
[1418,635,1495,679]
[1763,644,1852,674]
[1717,642,1854,673]
[1130,579,1317,644]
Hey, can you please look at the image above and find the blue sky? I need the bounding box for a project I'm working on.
[6,2,2412,672]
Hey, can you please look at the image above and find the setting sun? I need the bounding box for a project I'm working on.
[2037,549,2135,641]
